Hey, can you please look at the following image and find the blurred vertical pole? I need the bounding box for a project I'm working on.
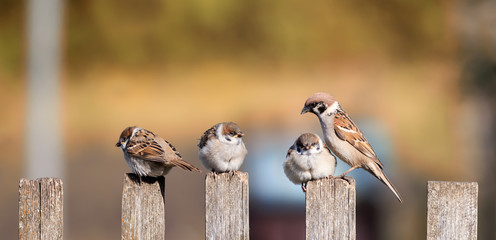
[454,1,496,239]
[26,0,65,179]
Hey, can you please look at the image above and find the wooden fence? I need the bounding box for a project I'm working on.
[18,173,478,240]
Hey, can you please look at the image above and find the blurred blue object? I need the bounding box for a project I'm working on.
[245,117,397,209]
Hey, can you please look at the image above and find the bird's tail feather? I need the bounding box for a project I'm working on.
[171,159,202,172]
[371,165,402,203]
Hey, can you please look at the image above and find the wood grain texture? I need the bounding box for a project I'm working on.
[19,178,63,240]
[205,172,249,240]
[305,177,356,240]
[427,181,478,240]
[19,178,41,240]
[40,178,63,240]
[121,173,166,240]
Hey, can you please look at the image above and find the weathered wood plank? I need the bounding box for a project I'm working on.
[39,178,63,240]
[427,181,478,240]
[205,172,249,240]
[305,177,356,240]
[19,178,41,240]
[122,173,166,240]
[19,178,63,240]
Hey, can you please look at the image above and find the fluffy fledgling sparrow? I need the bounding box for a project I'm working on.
[116,126,201,177]
[284,133,337,192]
[198,122,247,173]
[301,92,403,202]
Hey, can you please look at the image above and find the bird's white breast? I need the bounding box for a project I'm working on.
[199,138,247,172]
[319,114,364,167]
[283,148,336,184]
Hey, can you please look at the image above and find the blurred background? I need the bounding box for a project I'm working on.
[1,0,495,239]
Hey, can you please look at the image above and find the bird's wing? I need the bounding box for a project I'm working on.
[286,146,295,158]
[333,110,384,168]
[125,129,166,163]
[198,124,219,149]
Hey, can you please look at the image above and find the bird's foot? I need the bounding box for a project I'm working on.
[301,182,307,192]
[339,175,353,184]
[211,170,218,179]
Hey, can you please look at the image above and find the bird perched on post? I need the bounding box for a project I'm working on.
[198,122,247,173]
[116,126,201,177]
[301,92,403,202]
[284,133,337,192]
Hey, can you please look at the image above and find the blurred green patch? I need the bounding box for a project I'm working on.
[0,0,453,76]
[0,0,24,80]
[63,0,451,70]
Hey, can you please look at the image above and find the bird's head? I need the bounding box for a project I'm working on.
[301,92,337,117]
[294,133,323,155]
[115,126,138,149]
[218,122,244,144]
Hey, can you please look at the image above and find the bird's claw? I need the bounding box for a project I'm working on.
[340,175,353,184]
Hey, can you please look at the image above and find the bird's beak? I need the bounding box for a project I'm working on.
[236,132,244,138]
[115,142,122,147]
[301,106,310,115]
[303,145,310,150]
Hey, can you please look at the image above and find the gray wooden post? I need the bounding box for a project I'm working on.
[305,177,356,240]
[19,179,41,239]
[427,181,478,240]
[205,172,249,240]
[121,173,166,240]
[19,178,63,240]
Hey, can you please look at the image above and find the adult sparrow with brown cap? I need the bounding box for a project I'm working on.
[301,93,402,202]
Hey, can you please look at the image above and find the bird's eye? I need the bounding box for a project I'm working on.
[316,102,327,113]
[230,131,236,135]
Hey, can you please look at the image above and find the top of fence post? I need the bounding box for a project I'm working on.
[205,171,249,240]
[121,173,166,240]
[306,177,356,240]
[427,181,478,240]
[19,178,63,240]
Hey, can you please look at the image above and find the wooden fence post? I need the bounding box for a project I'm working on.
[19,178,63,240]
[121,173,166,240]
[19,179,41,239]
[205,172,249,240]
[305,177,356,240]
[427,181,478,240]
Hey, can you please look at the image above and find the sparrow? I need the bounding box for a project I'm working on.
[301,92,403,202]
[116,126,201,177]
[198,122,247,173]
[283,133,336,192]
